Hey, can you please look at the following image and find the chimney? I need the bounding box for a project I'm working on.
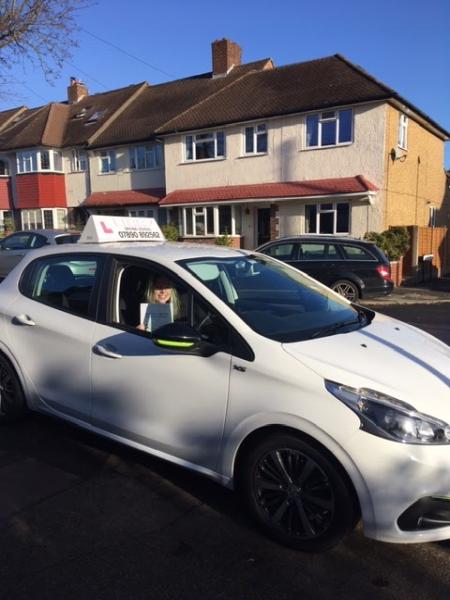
[212,39,242,77]
[67,77,88,104]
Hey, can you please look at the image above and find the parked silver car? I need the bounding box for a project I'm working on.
[0,230,80,280]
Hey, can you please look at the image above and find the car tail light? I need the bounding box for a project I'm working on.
[377,264,392,280]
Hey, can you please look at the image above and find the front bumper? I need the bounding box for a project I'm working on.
[344,429,450,543]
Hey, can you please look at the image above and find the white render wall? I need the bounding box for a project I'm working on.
[88,146,165,193]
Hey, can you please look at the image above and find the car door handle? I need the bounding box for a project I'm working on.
[93,343,123,359]
[12,314,36,326]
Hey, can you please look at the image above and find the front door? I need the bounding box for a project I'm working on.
[257,208,271,246]
[90,259,232,471]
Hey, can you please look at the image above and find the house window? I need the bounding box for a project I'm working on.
[99,150,116,174]
[185,131,225,161]
[244,124,267,154]
[22,209,43,230]
[0,159,9,175]
[129,144,163,170]
[22,208,67,230]
[17,150,63,173]
[128,208,155,219]
[398,114,408,149]
[71,149,88,172]
[306,109,353,148]
[182,205,240,236]
[305,202,350,234]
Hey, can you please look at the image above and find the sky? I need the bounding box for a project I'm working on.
[1,0,449,166]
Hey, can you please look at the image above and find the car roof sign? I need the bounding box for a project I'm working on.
[79,215,165,244]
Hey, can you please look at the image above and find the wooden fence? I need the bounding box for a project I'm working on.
[403,226,450,281]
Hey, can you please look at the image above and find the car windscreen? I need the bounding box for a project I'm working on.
[179,255,367,343]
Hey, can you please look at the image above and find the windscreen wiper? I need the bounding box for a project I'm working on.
[310,318,362,340]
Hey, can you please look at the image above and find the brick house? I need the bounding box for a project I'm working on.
[0,39,447,249]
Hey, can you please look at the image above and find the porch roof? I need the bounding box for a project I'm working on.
[160,176,377,206]
[84,188,166,208]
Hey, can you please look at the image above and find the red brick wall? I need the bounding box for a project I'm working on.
[16,173,67,209]
[0,177,12,209]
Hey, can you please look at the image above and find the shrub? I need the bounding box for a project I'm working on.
[161,223,179,241]
[215,233,233,247]
[364,227,410,261]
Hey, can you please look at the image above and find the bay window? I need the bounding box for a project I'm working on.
[17,149,64,173]
[306,109,353,148]
[305,202,350,234]
[22,208,67,230]
[185,131,225,161]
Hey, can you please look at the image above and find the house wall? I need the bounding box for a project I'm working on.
[383,105,447,228]
[63,151,90,208]
[164,103,387,193]
[88,146,165,193]
[0,177,12,209]
[15,174,67,209]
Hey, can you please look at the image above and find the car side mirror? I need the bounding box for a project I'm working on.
[152,322,218,357]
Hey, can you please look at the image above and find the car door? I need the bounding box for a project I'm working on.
[0,232,46,278]
[90,258,232,471]
[4,252,105,421]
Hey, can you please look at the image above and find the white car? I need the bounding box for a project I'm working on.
[0,217,449,552]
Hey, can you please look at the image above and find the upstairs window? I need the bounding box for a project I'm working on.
[17,149,63,173]
[185,131,225,161]
[129,144,163,170]
[306,109,353,148]
[244,124,267,154]
[99,150,116,174]
[398,114,408,149]
[71,149,88,172]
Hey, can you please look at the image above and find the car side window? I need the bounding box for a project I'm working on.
[341,245,375,261]
[21,254,103,318]
[55,235,80,245]
[1,233,33,250]
[263,243,297,260]
[299,243,338,260]
[30,234,48,249]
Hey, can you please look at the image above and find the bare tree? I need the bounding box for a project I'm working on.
[0,0,88,84]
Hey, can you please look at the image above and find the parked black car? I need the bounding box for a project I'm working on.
[0,230,80,280]
[256,235,393,301]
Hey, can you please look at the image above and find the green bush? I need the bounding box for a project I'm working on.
[215,233,233,247]
[364,227,410,261]
[161,223,179,241]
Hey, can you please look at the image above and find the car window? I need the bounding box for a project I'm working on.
[262,243,296,260]
[30,234,48,249]
[111,261,230,347]
[55,234,80,245]
[341,245,376,261]
[1,233,33,250]
[180,255,364,343]
[299,243,338,260]
[21,254,103,318]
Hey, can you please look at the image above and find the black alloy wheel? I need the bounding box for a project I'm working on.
[241,434,359,552]
[0,354,26,423]
[331,280,360,302]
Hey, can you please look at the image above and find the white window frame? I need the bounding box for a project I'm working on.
[184,131,225,162]
[398,114,408,150]
[129,144,163,170]
[305,202,350,235]
[182,205,239,237]
[71,149,88,172]
[16,149,64,174]
[99,150,116,174]
[305,109,353,149]
[243,123,268,155]
[21,207,67,230]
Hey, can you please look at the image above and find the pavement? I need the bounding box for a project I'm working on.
[363,278,450,306]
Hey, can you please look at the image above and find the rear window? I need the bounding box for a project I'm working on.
[55,234,80,245]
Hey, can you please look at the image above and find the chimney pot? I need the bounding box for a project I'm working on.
[212,39,242,77]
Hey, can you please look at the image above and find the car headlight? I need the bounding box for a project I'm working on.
[325,380,450,445]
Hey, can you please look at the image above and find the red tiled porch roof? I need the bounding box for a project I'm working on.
[160,176,377,205]
[84,188,166,208]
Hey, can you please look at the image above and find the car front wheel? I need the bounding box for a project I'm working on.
[331,279,360,301]
[240,433,359,552]
[0,354,26,423]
